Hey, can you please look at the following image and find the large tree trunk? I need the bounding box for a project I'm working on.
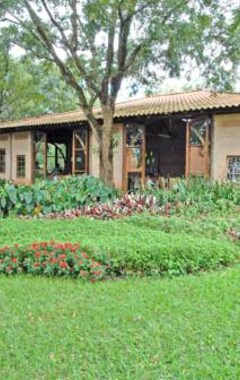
[98,108,115,187]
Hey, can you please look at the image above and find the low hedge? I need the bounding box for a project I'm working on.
[0,232,238,279]
[81,230,239,276]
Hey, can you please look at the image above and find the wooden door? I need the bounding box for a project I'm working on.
[185,117,211,177]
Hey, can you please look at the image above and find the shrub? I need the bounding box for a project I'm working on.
[81,230,239,276]
[0,175,117,217]
[0,182,18,217]
[143,176,240,213]
[0,242,111,281]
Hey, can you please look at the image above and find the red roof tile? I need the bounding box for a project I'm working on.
[1,90,240,129]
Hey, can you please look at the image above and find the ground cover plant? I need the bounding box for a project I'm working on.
[1,267,240,379]
[1,212,240,278]
[0,242,110,281]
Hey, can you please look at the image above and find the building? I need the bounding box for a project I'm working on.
[1,89,240,190]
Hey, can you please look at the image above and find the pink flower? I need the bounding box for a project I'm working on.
[59,261,68,269]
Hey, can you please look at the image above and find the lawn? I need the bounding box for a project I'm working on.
[1,267,240,379]
[1,211,240,378]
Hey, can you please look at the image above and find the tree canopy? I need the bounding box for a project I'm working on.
[0,0,239,184]
[0,30,78,121]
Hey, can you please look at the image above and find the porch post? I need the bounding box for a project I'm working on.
[185,121,190,177]
[43,132,47,178]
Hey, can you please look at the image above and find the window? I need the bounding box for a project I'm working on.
[227,156,240,182]
[126,124,144,172]
[125,123,145,191]
[73,129,88,174]
[190,118,210,146]
[16,155,26,178]
[0,149,6,173]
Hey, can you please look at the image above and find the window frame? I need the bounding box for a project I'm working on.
[16,155,26,178]
[227,156,240,182]
[0,149,6,174]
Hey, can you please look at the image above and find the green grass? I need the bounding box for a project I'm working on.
[2,213,240,247]
[1,212,240,378]
[1,214,239,275]
[1,268,240,379]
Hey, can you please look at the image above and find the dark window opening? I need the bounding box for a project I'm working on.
[0,149,6,174]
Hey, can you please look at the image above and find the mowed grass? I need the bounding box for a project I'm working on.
[1,213,240,247]
[0,213,239,251]
[1,268,240,379]
[1,213,240,378]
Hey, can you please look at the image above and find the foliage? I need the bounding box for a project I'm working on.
[90,230,237,277]
[0,175,117,217]
[0,241,111,280]
[0,28,78,121]
[2,175,240,219]
[143,176,240,214]
[41,193,164,220]
[1,0,238,185]
[0,181,17,217]
[0,213,239,277]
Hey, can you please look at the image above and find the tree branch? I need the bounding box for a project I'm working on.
[39,0,100,96]
[23,0,101,140]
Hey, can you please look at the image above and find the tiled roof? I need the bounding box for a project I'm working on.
[1,90,240,130]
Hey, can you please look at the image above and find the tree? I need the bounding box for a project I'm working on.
[0,31,78,121]
[1,0,238,185]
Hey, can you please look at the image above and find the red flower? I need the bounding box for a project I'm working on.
[58,254,66,259]
[59,261,68,269]
[82,253,89,259]
[93,270,103,276]
[50,258,58,264]
[35,252,41,258]
[11,258,17,263]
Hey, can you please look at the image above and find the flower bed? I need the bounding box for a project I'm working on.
[39,194,170,220]
[0,242,111,281]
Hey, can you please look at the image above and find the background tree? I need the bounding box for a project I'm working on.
[1,0,238,185]
[0,31,78,121]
